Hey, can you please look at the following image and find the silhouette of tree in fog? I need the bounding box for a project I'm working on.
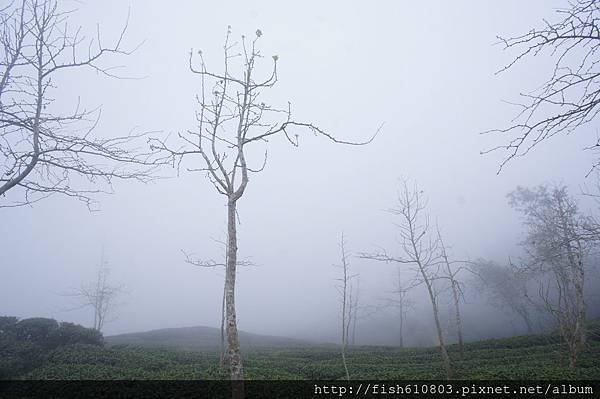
[64,251,125,333]
[510,184,597,367]
[360,179,453,380]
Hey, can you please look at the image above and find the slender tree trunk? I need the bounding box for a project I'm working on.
[397,270,404,348]
[225,198,243,382]
[438,230,464,354]
[399,300,404,348]
[574,247,586,349]
[351,280,359,346]
[451,280,464,354]
[341,276,350,380]
[340,235,350,380]
[557,197,586,368]
[422,275,452,380]
[411,225,452,379]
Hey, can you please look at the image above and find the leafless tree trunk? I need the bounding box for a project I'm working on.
[437,226,464,354]
[359,179,453,379]
[220,283,227,368]
[397,272,405,348]
[382,267,414,348]
[150,27,379,385]
[336,233,353,380]
[183,240,253,371]
[0,0,157,209]
[224,199,243,379]
[421,264,452,380]
[350,278,359,346]
[393,268,410,348]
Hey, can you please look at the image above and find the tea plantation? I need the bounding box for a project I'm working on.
[2,316,599,380]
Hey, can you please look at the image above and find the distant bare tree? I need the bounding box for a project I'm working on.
[436,225,466,354]
[0,0,157,209]
[360,179,453,379]
[509,184,596,367]
[473,259,536,334]
[335,233,354,380]
[346,277,383,347]
[348,277,359,346]
[149,27,379,383]
[485,0,600,174]
[65,253,125,332]
[382,267,414,348]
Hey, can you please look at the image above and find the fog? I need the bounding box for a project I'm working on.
[2,0,600,346]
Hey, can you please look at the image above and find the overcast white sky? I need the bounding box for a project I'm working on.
[1,0,599,344]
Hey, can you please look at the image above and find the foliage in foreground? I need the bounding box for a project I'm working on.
[2,318,599,380]
[0,316,103,379]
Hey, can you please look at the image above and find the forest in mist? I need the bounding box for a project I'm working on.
[2,0,600,385]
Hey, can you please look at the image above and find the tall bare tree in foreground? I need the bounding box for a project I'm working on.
[509,184,595,367]
[0,0,156,209]
[360,179,453,379]
[436,226,465,354]
[335,233,354,380]
[485,0,600,174]
[65,252,125,332]
[150,28,379,382]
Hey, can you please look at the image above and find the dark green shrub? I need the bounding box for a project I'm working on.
[51,322,104,347]
[0,316,18,337]
[15,317,59,345]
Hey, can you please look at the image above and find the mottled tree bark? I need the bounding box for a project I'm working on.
[220,282,227,368]
[225,199,243,381]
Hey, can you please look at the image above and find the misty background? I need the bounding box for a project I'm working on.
[2,0,600,346]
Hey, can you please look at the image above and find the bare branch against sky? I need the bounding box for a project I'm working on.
[0,0,160,209]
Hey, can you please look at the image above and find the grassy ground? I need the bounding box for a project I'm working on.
[9,321,600,380]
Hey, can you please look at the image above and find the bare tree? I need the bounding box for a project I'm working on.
[0,0,156,209]
[65,252,125,332]
[509,184,595,367]
[149,27,379,382]
[381,267,414,348]
[436,225,466,354]
[473,259,536,334]
[360,179,453,380]
[335,233,354,380]
[485,0,600,174]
